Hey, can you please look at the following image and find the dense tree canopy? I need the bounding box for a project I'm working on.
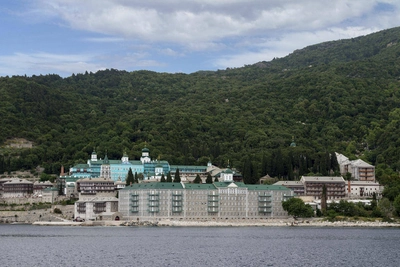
[282,198,314,218]
[0,27,400,193]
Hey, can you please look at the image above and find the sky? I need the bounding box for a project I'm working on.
[0,0,399,77]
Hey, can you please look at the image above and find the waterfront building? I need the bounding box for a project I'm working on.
[118,167,293,220]
[76,177,116,195]
[273,181,305,196]
[300,176,346,200]
[33,181,54,196]
[1,179,33,198]
[346,181,384,197]
[42,187,59,203]
[74,195,119,221]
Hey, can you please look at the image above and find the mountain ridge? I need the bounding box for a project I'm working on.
[1,26,400,183]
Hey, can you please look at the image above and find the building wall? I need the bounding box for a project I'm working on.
[110,163,144,181]
[119,187,291,220]
[303,182,345,199]
[346,183,383,197]
[74,197,118,220]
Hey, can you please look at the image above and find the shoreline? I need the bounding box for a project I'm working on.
[23,218,400,227]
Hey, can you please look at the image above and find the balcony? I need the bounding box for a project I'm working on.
[172,207,183,213]
[258,208,272,213]
[148,207,159,213]
[130,208,139,213]
[258,197,272,202]
[207,208,218,213]
[148,202,159,207]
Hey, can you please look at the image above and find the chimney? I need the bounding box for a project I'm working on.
[60,165,65,176]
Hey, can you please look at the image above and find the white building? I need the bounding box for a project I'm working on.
[335,153,375,181]
[74,195,119,221]
[345,181,383,198]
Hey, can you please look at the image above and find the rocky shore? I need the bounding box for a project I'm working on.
[155,218,400,228]
[26,218,400,227]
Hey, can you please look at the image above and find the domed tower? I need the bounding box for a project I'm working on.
[221,162,234,182]
[290,136,296,147]
[121,151,129,163]
[91,148,98,162]
[140,146,151,163]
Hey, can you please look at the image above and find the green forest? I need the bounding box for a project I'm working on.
[1,27,400,190]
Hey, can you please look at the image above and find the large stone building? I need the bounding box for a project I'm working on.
[67,147,237,184]
[300,176,346,200]
[74,195,119,221]
[1,178,33,198]
[273,181,305,196]
[118,167,293,220]
[336,153,375,181]
[345,181,383,198]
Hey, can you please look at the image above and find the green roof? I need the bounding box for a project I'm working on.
[170,165,207,170]
[184,184,216,190]
[74,164,89,168]
[87,160,143,165]
[122,182,291,191]
[123,182,184,190]
[213,182,231,188]
[246,184,290,191]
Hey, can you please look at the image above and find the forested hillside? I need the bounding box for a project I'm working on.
[1,27,400,185]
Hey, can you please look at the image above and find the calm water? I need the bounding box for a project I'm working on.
[1,225,399,267]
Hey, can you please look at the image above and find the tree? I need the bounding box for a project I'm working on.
[344,172,352,181]
[193,174,202,184]
[378,197,393,217]
[134,172,139,183]
[370,192,377,209]
[126,168,134,185]
[206,173,213,184]
[40,173,55,183]
[282,197,314,218]
[174,168,181,183]
[393,194,400,216]
[160,174,166,182]
[166,172,173,182]
[321,184,327,213]
[214,176,219,182]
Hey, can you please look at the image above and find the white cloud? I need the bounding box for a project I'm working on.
[36,0,398,46]
[158,48,184,57]
[3,0,400,75]
[84,37,125,43]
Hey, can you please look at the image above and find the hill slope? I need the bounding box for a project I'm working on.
[1,27,400,182]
